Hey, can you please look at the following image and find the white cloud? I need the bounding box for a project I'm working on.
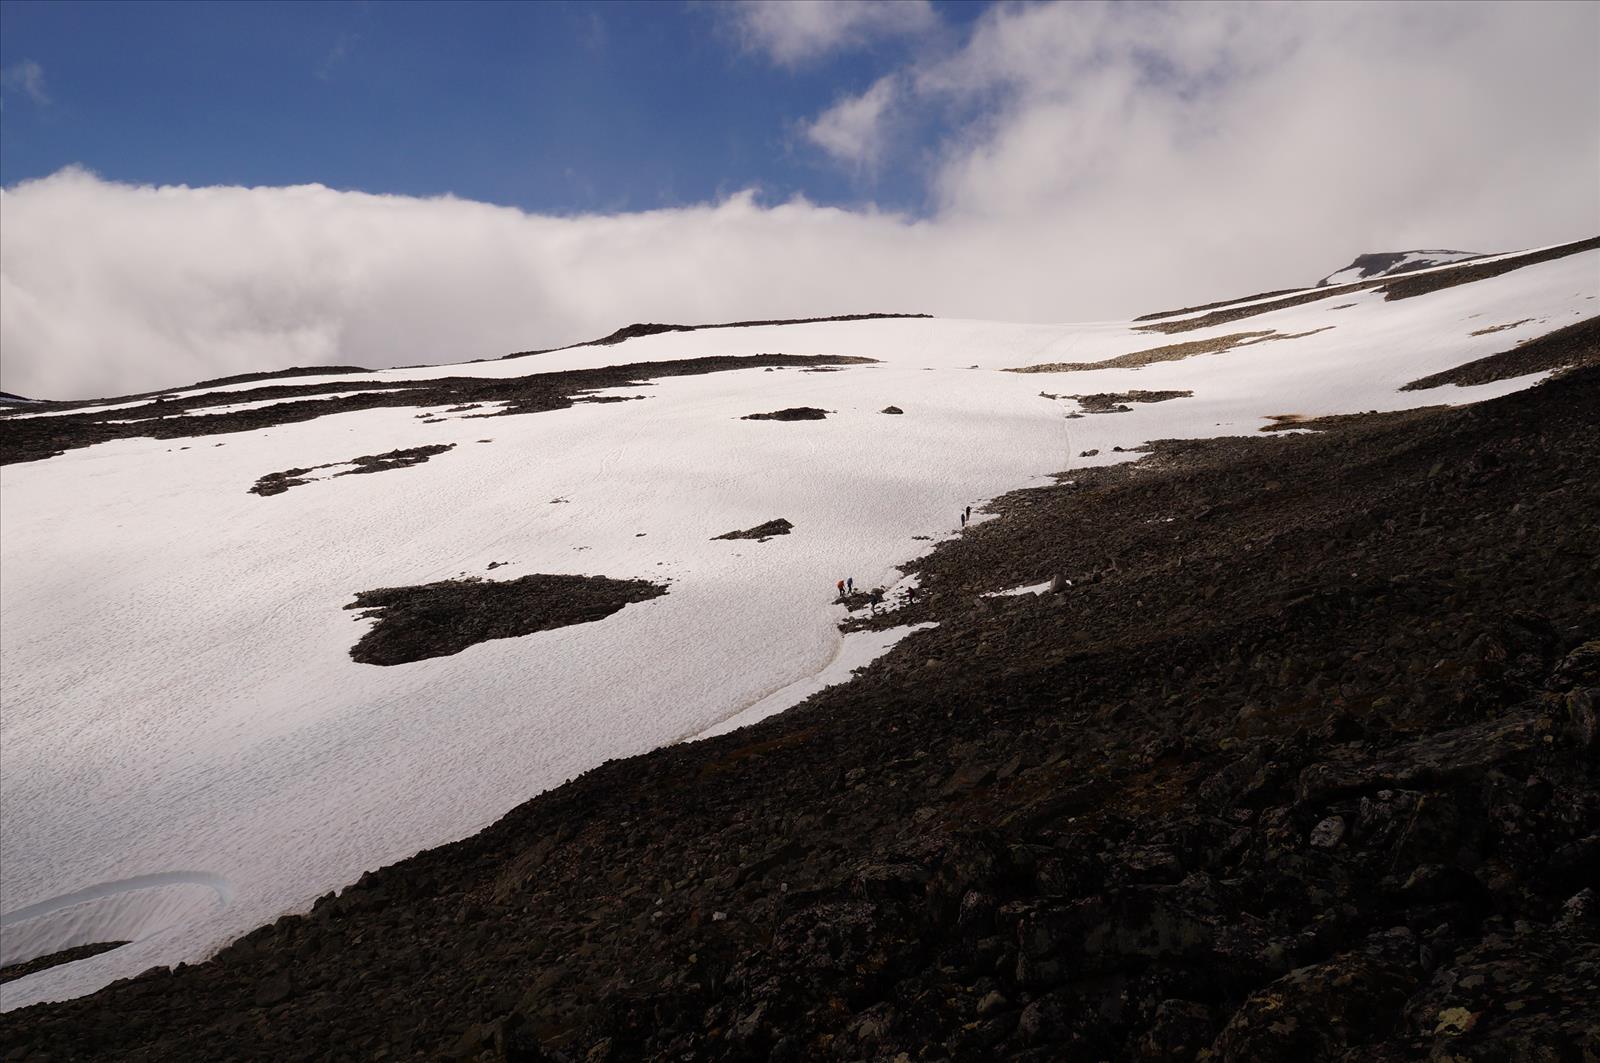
[2,2,1596,400]
[722,0,938,67]
[804,75,899,168]
[913,0,1600,238]
[1,59,50,105]
[316,34,359,81]
[0,174,933,398]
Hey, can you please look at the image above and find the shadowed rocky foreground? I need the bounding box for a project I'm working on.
[3,355,1597,1060]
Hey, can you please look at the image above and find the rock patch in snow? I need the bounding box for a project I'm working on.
[339,444,456,477]
[713,519,794,542]
[1068,390,1193,414]
[1007,331,1307,373]
[741,408,829,421]
[344,573,669,665]
[573,393,647,405]
[1469,318,1534,337]
[250,444,456,496]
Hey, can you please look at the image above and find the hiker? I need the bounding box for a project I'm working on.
[965,505,972,521]
[847,576,854,594]
[836,579,845,599]
[960,511,967,528]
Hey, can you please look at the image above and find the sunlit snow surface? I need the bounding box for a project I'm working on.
[2,250,1594,1008]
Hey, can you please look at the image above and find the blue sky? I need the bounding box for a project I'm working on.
[0,0,985,214]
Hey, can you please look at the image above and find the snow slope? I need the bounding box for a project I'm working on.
[1,247,1595,1008]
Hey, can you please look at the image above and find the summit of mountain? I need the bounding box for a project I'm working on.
[1318,249,1485,287]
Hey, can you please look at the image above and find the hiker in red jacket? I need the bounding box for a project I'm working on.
[836,579,846,599]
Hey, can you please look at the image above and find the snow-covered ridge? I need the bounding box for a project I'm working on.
[1137,240,1580,328]
[1,241,1595,1010]
[1318,249,1483,287]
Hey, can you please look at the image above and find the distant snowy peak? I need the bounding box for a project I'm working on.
[1319,250,1485,287]
[0,391,40,405]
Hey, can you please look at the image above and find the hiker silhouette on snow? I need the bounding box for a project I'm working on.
[847,577,854,594]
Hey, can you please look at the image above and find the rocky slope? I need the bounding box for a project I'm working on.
[1318,251,1483,287]
[0,353,873,466]
[3,338,1596,1060]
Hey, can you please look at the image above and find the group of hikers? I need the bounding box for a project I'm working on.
[833,505,974,612]
[834,576,892,612]
[835,577,884,605]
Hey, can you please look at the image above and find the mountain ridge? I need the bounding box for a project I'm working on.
[1317,249,1485,287]
[4,353,1595,1061]
[1,237,1597,1057]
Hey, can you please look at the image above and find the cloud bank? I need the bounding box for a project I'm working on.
[3,1,1596,399]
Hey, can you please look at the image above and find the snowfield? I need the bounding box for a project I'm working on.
[1,247,1595,1008]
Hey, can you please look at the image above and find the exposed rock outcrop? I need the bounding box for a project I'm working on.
[713,519,794,542]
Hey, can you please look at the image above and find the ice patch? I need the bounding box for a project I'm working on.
[1,872,232,967]
[982,580,1059,598]
[694,623,937,741]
